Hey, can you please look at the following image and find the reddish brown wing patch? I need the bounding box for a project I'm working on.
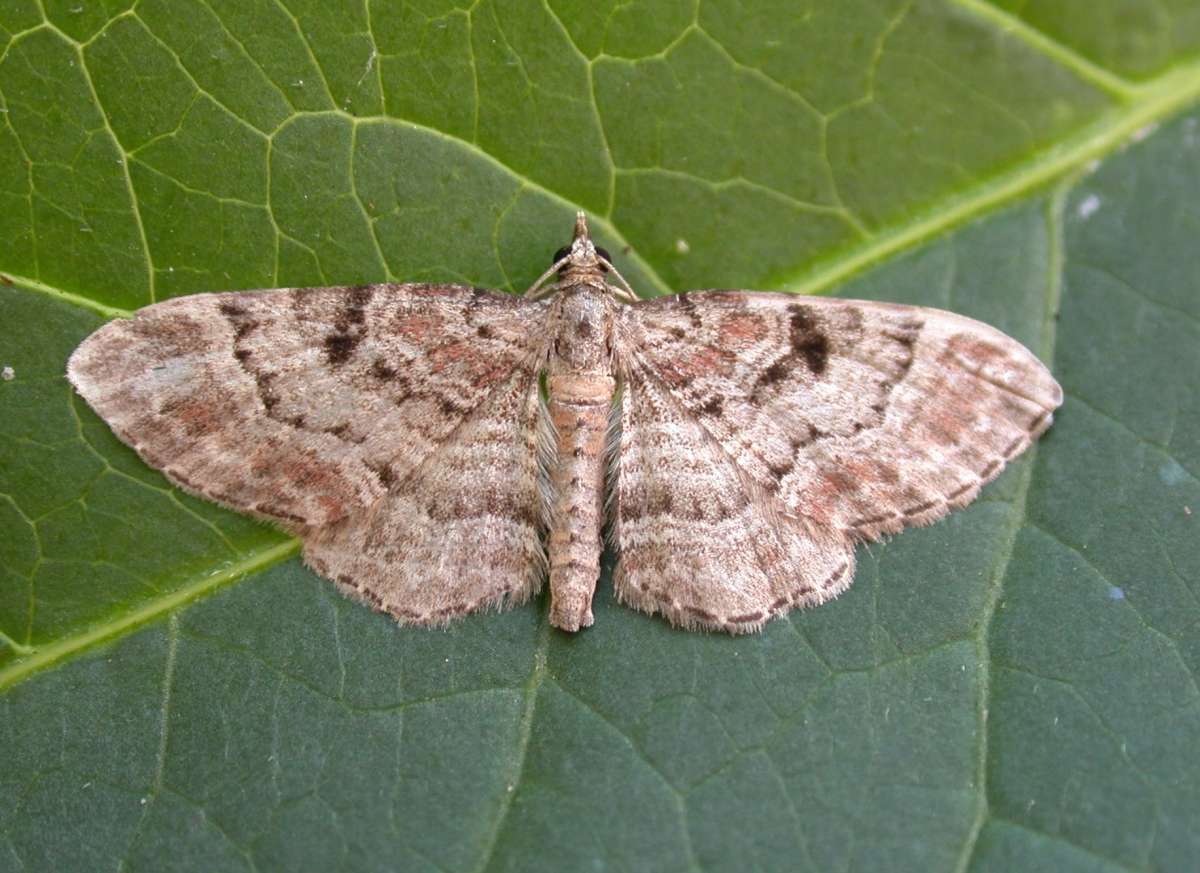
[68,283,550,534]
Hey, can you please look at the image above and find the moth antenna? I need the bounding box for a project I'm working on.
[524,257,568,300]
[603,260,639,304]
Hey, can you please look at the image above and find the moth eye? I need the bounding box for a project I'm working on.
[552,246,571,265]
[595,247,612,273]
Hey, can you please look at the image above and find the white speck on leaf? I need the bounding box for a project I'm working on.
[1077,194,1101,219]
[1159,458,1187,486]
[1109,586,1125,601]
[1,366,13,381]
[675,239,690,254]
[356,49,378,88]
[1133,122,1158,142]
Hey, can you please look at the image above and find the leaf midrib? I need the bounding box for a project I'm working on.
[3,37,1200,690]
[0,540,300,690]
[773,62,1200,295]
[11,54,1200,324]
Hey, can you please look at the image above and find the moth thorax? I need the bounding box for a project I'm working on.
[557,262,608,287]
[552,285,614,373]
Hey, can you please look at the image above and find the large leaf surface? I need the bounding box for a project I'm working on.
[2,2,1199,871]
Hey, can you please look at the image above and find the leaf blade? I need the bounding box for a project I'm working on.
[2,4,1199,871]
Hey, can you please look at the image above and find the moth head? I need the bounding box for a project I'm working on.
[554,211,611,275]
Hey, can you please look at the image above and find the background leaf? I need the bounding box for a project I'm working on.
[2,2,1199,871]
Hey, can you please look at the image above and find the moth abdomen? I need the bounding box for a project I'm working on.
[544,371,615,632]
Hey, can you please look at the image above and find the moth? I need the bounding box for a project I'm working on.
[68,213,1061,634]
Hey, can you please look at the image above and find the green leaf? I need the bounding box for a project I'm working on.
[2,2,1198,871]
